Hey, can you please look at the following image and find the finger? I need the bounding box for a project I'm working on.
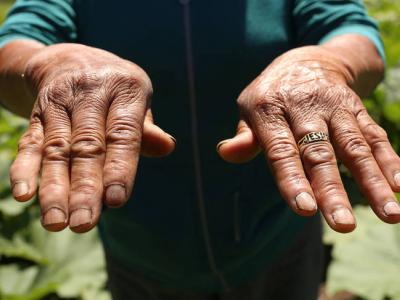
[356,107,400,192]
[247,105,317,216]
[217,119,261,163]
[103,85,149,208]
[69,95,107,233]
[10,113,43,202]
[141,109,176,157]
[39,104,71,232]
[294,117,356,233]
[331,110,400,224]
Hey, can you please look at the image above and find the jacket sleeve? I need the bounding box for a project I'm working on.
[0,0,77,47]
[293,0,385,59]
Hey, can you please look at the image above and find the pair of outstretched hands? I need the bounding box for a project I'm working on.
[7,36,400,234]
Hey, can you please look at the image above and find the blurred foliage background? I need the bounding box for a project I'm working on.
[0,0,399,299]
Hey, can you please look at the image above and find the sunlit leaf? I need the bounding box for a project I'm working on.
[0,265,58,300]
[383,102,400,123]
[0,234,46,264]
[0,220,109,300]
[0,265,41,295]
[0,196,32,217]
[325,205,400,300]
[82,288,112,300]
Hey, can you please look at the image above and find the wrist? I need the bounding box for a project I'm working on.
[278,45,355,85]
[321,34,385,97]
[267,39,383,98]
[264,45,352,88]
[0,40,44,116]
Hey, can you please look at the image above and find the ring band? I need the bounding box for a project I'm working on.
[297,132,329,147]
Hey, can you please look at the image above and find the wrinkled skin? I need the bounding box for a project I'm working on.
[9,44,175,233]
[218,46,400,232]
[7,38,400,235]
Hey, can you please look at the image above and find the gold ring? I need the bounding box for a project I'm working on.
[297,132,329,148]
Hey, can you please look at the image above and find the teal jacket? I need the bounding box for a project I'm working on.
[0,0,383,292]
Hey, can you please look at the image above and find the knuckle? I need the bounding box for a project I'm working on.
[253,98,273,113]
[364,172,386,187]
[128,63,152,84]
[285,172,307,186]
[130,66,152,90]
[302,143,335,166]
[252,92,282,113]
[39,183,66,200]
[71,178,99,195]
[104,158,132,176]
[106,119,142,148]
[341,135,371,161]
[363,123,389,147]
[251,101,286,127]
[71,136,105,158]
[44,83,72,101]
[43,137,70,162]
[238,85,284,113]
[70,69,110,86]
[40,83,73,109]
[350,155,386,188]
[18,129,43,152]
[236,93,247,108]
[71,71,95,86]
[315,180,344,197]
[107,71,153,102]
[267,137,298,163]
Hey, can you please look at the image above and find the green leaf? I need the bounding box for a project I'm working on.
[29,220,108,299]
[0,235,46,264]
[0,1,13,23]
[0,219,109,300]
[383,102,400,123]
[82,288,112,300]
[325,205,400,300]
[0,196,32,217]
[0,265,57,300]
[0,265,39,295]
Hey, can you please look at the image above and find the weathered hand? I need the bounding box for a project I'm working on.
[9,44,175,233]
[218,44,400,233]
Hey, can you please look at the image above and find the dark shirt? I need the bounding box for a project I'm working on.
[0,0,384,291]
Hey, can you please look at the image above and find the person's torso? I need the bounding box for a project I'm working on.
[74,0,305,290]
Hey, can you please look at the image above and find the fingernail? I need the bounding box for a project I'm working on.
[295,192,317,211]
[70,208,92,228]
[383,201,400,216]
[42,208,66,226]
[106,184,126,207]
[216,141,227,152]
[332,208,355,225]
[168,135,177,145]
[12,182,29,198]
[394,172,400,187]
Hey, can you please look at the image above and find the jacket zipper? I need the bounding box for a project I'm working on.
[179,0,230,291]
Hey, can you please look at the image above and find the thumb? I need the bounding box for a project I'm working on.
[217,119,260,163]
[141,109,176,157]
